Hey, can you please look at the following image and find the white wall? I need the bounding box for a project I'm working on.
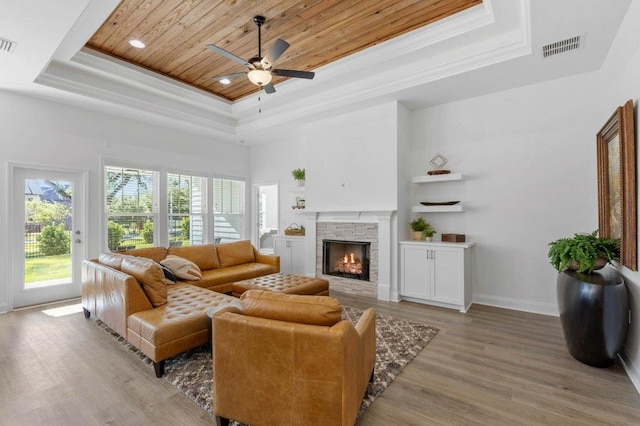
[250,102,402,235]
[596,0,640,391]
[303,102,399,212]
[0,91,250,313]
[409,72,600,315]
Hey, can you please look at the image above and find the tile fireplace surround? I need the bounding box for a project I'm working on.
[303,211,396,301]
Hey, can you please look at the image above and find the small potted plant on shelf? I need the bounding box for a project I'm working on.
[409,217,430,241]
[547,230,620,274]
[422,223,436,242]
[291,168,305,186]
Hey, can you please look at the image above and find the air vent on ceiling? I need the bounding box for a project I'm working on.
[542,35,582,58]
[0,37,16,53]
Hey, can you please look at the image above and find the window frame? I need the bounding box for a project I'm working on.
[101,160,246,251]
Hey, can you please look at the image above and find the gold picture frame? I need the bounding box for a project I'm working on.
[597,99,637,270]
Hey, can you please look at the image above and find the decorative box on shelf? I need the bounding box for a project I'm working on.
[442,234,466,243]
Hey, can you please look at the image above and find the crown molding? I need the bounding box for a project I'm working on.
[36,52,238,140]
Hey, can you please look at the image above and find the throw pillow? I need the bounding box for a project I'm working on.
[120,256,168,307]
[160,255,202,280]
[240,290,342,326]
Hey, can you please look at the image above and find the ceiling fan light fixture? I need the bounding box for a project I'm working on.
[247,69,272,86]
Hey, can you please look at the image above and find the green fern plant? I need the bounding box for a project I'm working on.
[291,168,305,181]
[548,230,620,273]
[409,217,428,232]
[422,222,435,238]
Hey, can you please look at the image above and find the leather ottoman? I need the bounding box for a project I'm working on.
[232,273,329,298]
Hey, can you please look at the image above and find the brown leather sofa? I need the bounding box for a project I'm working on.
[114,239,280,294]
[211,290,376,426]
[82,240,279,377]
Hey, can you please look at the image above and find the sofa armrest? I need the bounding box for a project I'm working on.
[253,248,280,272]
[355,308,377,380]
[82,259,153,337]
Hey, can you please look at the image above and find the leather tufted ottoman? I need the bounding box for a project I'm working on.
[232,273,330,298]
[127,284,237,377]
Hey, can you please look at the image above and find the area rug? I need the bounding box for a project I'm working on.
[95,305,438,418]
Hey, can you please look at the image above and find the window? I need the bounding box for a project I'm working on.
[104,165,245,250]
[105,166,158,250]
[168,173,206,247]
[213,178,245,244]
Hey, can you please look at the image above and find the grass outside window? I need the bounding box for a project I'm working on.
[25,254,71,284]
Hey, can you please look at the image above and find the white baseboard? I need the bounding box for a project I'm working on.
[473,293,558,316]
[620,346,640,394]
[0,302,8,314]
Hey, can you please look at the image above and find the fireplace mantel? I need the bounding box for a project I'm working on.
[303,210,396,301]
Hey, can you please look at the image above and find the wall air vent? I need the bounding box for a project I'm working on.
[542,35,582,58]
[0,37,17,53]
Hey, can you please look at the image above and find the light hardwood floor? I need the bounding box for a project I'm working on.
[1,294,639,425]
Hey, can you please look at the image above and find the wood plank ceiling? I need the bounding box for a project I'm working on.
[86,0,482,101]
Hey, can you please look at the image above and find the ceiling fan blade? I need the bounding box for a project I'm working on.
[261,39,290,69]
[263,83,276,94]
[206,44,254,69]
[272,69,315,79]
[213,72,247,83]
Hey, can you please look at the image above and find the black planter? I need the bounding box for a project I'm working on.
[557,266,629,367]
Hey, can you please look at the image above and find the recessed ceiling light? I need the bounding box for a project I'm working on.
[219,78,231,85]
[128,39,145,48]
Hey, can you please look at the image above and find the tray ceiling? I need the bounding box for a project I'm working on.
[85,0,481,101]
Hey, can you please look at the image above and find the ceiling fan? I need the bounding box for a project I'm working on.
[206,15,315,94]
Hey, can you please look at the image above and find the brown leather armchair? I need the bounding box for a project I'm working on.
[211,290,376,426]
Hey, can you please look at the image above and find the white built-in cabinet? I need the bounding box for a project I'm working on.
[399,240,475,312]
[273,235,306,275]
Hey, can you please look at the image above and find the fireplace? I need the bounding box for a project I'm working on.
[322,239,370,281]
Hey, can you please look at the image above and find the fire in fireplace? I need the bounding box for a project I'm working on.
[322,239,370,281]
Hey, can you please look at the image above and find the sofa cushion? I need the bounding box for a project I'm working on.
[167,244,220,270]
[98,252,132,270]
[121,256,169,307]
[216,240,255,268]
[121,247,168,263]
[240,290,342,327]
[181,263,278,292]
[161,255,202,280]
[127,285,237,355]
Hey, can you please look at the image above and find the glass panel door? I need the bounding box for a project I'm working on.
[256,184,279,253]
[12,167,85,308]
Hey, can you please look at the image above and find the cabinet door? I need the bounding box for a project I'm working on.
[432,247,462,304]
[274,239,292,274]
[401,245,431,299]
[289,239,306,275]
